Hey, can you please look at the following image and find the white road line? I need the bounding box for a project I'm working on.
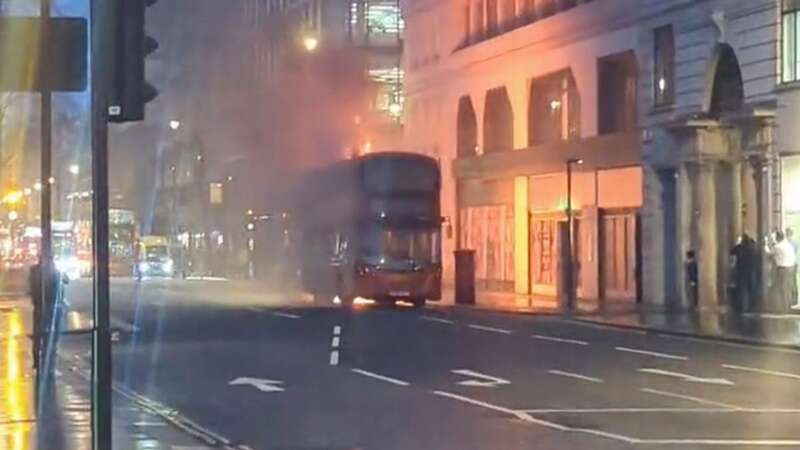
[548,370,604,383]
[244,306,262,313]
[333,325,341,336]
[329,351,339,366]
[640,388,741,410]
[638,439,800,446]
[615,346,688,360]
[522,408,736,413]
[432,391,638,444]
[639,368,735,386]
[331,336,340,348]
[420,316,455,324]
[468,324,513,334]
[273,312,301,319]
[351,369,410,386]
[722,364,800,381]
[532,334,589,346]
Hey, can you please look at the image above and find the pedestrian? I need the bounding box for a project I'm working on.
[766,230,797,311]
[788,228,800,310]
[730,233,759,313]
[685,250,698,309]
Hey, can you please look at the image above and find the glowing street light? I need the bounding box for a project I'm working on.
[33,182,42,191]
[8,211,18,221]
[302,36,319,52]
[169,120,181,130]
[23,188,32,196]
[69,164,80,175]
[388,103,403,117]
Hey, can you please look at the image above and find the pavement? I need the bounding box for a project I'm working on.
[0,293,232,450]
[34,278,800,449]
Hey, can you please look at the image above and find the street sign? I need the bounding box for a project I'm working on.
[229,377,285,393]
[0,17,88,92]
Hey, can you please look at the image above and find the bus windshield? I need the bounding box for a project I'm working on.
[361,226,440,266]
[145,245,169,261]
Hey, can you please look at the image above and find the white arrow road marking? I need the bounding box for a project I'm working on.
[273,312,301,319]
[420,316,455,324]
[453,369,511,387]
[639,368,735,386]
[229,377,285,393]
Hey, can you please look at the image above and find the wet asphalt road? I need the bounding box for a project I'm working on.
[59,279,800,450]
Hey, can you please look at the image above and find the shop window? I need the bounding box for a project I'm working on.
[653,25,675,106]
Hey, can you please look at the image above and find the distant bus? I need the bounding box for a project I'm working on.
[296,152,442,307]
[109,209,138,277]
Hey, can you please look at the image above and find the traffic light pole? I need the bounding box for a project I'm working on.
[90,0,116,448]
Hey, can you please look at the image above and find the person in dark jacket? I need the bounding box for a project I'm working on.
[686,250,698,309]
[730,234,759,313]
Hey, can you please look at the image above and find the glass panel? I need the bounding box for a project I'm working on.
[787,13,797,82]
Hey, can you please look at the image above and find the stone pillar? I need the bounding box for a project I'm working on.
[731,161,743,239]
[750,155,772,310]
[691,162,719,310]
[513,176,530,294]
[741,161,758,236]
[678,163,693,307]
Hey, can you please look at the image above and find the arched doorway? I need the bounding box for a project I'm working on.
[483,87,514,153]
[457,96,478,157]
[708,44,744,117]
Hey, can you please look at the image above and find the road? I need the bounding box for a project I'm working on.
[57,278,800,450]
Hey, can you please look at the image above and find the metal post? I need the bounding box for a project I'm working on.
[90,0,116,448]
[565,162,574,311]
[37,0,52,383]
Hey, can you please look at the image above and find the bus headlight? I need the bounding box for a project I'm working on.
[163,259,174,273]
[139,262,150,273]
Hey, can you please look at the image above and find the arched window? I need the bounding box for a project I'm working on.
[528,70,580,146]
[483,87,514,153]
[457,96,479,157]
[709,44,744,117]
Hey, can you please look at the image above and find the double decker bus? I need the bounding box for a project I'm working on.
[296,152,442,307]
[109,209,138,277]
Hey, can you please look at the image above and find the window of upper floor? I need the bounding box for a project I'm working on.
[653,24,675,107]
[461,0,590,48]
[783,0,800,83]
[528,69,581,145]
[598,50,638,134]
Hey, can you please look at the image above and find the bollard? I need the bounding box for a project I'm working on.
[455,249,476,305]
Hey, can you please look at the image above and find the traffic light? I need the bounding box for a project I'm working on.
[109,0,159,123]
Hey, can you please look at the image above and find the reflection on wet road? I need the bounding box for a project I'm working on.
[0,307,34,450]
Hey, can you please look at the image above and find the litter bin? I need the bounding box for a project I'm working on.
[454,249,476,305]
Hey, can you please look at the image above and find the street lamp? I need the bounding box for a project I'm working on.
[169,120,181,130]
[33,182,42,192]
[565,158,584,312]
[68,164,80,176]
[302,36,319,52]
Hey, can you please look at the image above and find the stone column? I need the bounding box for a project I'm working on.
[691,162,719,310]
[678,163,693,307]
[731,161,743,240]
[750,155,772,310]
[741,160,758,236]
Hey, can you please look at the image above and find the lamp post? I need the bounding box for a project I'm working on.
[565,158,584,312]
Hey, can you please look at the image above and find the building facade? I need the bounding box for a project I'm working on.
[640,0,794,312]
[404,0,643,307]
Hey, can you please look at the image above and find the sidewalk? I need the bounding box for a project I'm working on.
[0,297,221,450]
[442,288,800,349]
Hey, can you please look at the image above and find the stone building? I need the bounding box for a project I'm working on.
[640,0,796,312]
[404,0,643,308]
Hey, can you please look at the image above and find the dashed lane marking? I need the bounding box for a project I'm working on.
[420,316,456,324]
[329,351,339,366]
[351,369,410,386]
[273,312,301,319]
[640,388,741,410]
[548,370,604,383]
[615,346,688,361]
[532,334,589,346]
[520,407,800,414]
[331,336,340,348]
[333,326,341,336]
[468,324,513,335]
[722,364,800,381]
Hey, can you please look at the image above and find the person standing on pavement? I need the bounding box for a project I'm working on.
[766,230,797,311]
[685,250,698,309]
[787,228,800,310]
[730,233,759,313]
